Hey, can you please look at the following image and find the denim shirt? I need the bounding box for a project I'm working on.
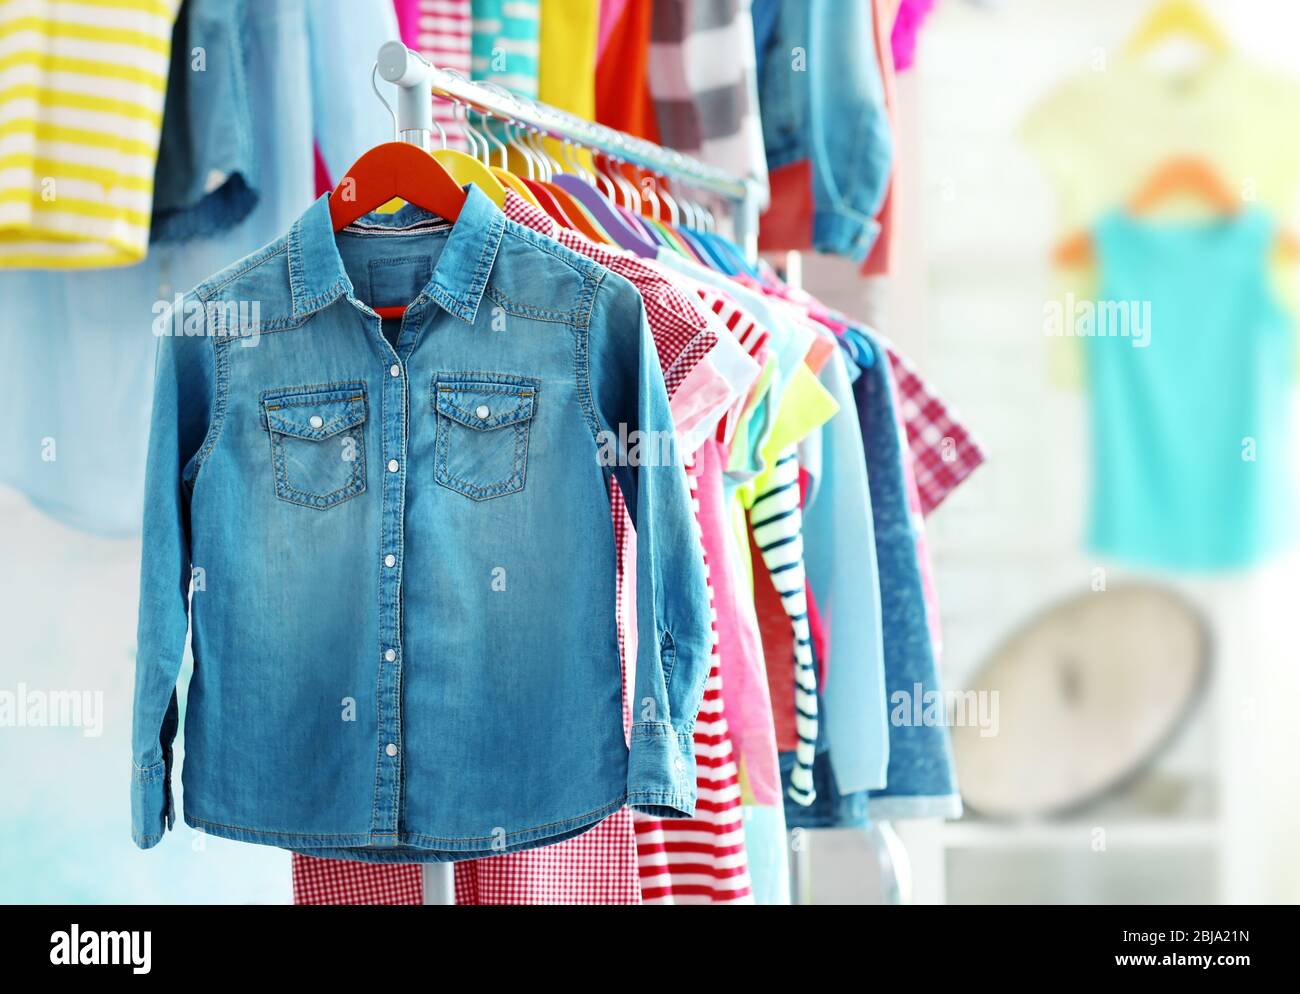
[753,0,893,261]
[131,185,713,862]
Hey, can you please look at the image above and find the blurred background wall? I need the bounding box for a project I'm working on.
[797,0,1300,904]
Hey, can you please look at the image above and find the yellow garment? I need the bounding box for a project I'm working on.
[736,363,840,509]
[729,362,840,591]
[737,756,755,805]
[1021,54,1300,234]
[0,0,181,267]
[538,0,597,169]
[1023,53,1300,385]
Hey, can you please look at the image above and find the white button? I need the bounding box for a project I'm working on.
[384,554,396,567]
[389,364,401,377]
[308,415,324,429]
[384,649,396,662]
[475,404,490,419]
[387,459,399,472]
[385,743,398,757]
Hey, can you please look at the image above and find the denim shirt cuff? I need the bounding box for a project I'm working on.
[131,759,174,849]
[813,211,881,264]
[626,721,697,818]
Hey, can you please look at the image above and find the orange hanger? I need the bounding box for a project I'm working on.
[1128,155,1239,214]
[330,142,467,319]
[1053,157,1300,265]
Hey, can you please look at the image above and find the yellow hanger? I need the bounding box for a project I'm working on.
[430,90,508,205]
[1125,0,1231,57]
[428,148,507,205]
[491,166,539,205]
[375,84,509,213]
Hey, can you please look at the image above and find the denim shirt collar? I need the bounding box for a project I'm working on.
[287,183,506,323]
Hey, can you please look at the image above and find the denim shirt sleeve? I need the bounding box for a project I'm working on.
[587,273,714,819]
[151,0,258,244]
[807,0,892,261]
[756,0,893,262]
[131,302,218,848]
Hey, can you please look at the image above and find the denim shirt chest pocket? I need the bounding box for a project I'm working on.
[432,373,538,500]
[259,382,368,509]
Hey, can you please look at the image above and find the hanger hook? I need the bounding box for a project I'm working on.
[438,69,481,156]
[467,78,514,168]
[371,63,398,142]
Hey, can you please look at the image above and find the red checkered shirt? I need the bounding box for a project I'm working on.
[885,345,986,515]
[503,192,717,396]
[292,854,422,905]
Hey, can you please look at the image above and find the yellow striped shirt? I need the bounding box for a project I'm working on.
[0,0,181,268]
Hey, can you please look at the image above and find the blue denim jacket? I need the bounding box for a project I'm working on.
[131,185,713,862]
[753,0,893,261]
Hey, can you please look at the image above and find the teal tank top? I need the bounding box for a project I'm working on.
[1084,208,1295,571]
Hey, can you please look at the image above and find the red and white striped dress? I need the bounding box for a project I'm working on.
[632,464,754,904]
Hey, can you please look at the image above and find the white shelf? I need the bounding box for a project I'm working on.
[943,819,1221,851]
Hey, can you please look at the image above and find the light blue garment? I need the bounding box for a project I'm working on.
[151,0,258,244]
[742,803,792,905]
[752,0,892,261]
[1085,209,1295,571]
[800,346,888,796]
[132,187,714,862]
[844,328,960,821]
[0,0,398,537]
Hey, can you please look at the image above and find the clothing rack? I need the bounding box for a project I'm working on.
[374,41,764,264]
[369,42,899,907]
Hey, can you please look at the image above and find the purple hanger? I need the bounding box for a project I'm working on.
[552,173,659,257]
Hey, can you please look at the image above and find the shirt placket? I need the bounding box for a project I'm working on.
[359,299,425,847]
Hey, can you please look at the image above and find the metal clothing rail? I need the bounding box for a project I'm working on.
[373,41,764,261]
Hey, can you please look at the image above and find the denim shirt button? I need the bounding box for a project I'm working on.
[475,404,490,419]
[385,743,398,757]
[387,459,399,472]
[384,649,396,662]
[384,554,396,567]
[389,363,401,377]
[308,415,324,429]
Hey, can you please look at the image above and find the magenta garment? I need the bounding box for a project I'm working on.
[695,438,782,806]
[891,0,935,72]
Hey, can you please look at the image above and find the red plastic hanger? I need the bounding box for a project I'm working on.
[329,141,467,319]
[520,176,578,228]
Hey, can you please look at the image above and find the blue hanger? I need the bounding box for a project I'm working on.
[678,227,732,272]
[702,229,759,278]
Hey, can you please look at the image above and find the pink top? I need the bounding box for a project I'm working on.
[891,0,935,72]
